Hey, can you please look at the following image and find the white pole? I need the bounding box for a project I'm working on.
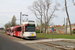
[20,12,22,25]
[64,18,66,34]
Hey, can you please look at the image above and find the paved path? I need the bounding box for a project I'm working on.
[18,38,75,44]
[18,38,66,43]
[0,34,35,50]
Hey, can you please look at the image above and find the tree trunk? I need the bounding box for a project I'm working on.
[65,0,72,35]
[44,25,46,33]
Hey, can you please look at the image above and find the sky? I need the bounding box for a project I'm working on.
[0,0,75,28]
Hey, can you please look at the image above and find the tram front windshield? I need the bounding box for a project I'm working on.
[25,24,35,32]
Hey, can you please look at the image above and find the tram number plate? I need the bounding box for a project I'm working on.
[32,34,34,36]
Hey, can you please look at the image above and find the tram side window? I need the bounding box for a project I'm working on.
[10,29,11,32]
[17,27,21,31]
[11,30,13,33]
[7,29,9,31]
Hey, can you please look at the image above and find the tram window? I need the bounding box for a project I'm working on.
[7,29,9,31]
[25,24,35,32]
[17,27,21,31]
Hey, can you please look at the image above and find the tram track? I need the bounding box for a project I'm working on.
[39,42,75,50]
[60,40,75,44]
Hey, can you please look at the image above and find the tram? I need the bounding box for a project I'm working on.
[7,28,11,35]
[7,21,36,39]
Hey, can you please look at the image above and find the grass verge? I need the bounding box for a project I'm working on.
[36,33,75,39]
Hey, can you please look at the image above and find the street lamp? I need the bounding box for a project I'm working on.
[20,12,28,25]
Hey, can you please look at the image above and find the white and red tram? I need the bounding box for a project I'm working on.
[7,28,11,35]
[7,21,36,39]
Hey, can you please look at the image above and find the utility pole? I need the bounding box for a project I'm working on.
[20,12,28,25]
[66,18,68,34]
[20,12,22,25]
[64,18,66,34]
[20,12,28,39]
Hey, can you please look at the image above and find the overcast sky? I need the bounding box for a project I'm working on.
[0,0,75,28]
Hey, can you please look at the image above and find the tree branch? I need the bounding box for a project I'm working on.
[72,0,75,5]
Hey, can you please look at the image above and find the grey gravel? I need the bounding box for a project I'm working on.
[27,40,75,50]
[27,43,60,50]
[49,41,75,47]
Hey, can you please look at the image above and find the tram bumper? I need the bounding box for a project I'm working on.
[24,36,36,39]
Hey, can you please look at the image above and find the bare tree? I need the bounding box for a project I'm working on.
[29,0,59,33]
[72,0,75,5]
[65,0,72,35]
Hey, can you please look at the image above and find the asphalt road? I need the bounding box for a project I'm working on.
[0,35,35,50]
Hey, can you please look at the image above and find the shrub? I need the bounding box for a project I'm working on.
[73,31,75,34]
[35,30,43,33]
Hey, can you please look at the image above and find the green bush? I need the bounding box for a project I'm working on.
[73,31,75,34]
[35,30,43,33]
